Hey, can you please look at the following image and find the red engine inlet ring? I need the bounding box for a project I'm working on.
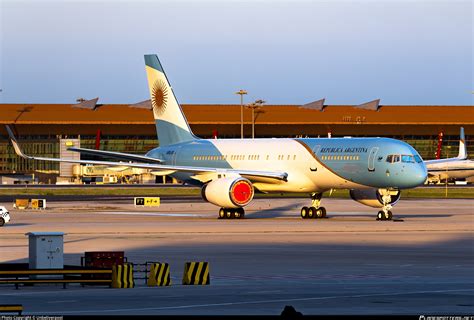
[229,180,254,206]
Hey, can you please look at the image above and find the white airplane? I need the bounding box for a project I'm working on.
[6,54,428,221]
[425,127,474,183]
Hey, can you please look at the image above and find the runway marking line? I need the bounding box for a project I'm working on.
[27,288,474,314]
[47,300,78,304]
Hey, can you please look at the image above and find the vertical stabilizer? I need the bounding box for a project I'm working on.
[144,54,196,146]
[457,127,467,159]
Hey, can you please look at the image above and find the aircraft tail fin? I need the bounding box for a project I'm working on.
[144,54,197,146]
[457,127,467,159]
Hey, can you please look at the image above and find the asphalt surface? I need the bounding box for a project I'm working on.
[0,197,472,316]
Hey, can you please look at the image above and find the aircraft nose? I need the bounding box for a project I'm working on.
[399,163,427,189]
[412,164,428,187]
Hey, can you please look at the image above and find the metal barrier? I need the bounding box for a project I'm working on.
[129,261,168,285]
[0,269,112,289]
[0,305,23,315]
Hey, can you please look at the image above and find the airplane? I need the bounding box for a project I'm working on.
[5,54,428,221]
[425,127,474,183]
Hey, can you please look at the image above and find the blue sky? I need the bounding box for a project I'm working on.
[0,0,472,105]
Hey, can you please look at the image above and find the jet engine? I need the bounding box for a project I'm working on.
[349,189,401,208]
[201,177,254,208]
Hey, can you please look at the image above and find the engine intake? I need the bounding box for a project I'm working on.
[349,189,401,208]
[201,177,254,208]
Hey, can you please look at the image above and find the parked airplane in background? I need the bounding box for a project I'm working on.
[425,127,474,183]
[6,54,428,221]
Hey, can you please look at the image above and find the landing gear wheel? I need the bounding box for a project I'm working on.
[384,210,393,221]
[315,207,324,219]
[219,208,225,219]
[308,207,316,218]
[301,207,309,219]
[377,211,384,221]
[320,207,327,218]
[234,211,241,219]
[236,208,245,219]
[0,218,4,226]
[226,210,234,219]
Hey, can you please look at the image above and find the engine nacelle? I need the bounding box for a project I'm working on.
[201,177,254,208]
[349,189,401,208]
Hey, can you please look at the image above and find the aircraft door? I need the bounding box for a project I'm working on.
[368,147,379,172]
[310,145,321,172]
[172,147,181,165]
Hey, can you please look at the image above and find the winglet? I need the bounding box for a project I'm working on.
[457,127,467,160]
[5,125,29,159]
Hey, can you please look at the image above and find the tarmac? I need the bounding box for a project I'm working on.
[0,197,472,315]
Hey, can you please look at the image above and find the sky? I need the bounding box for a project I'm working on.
[0,0,472,106]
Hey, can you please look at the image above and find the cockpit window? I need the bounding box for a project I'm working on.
[414,155,422,163]
[386,155,400,163]
[401,155,415,163]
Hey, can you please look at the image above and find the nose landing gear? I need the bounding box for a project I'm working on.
[376,192,393,221]
[301,193,327,219]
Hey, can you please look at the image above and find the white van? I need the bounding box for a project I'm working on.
[0,206,11,226]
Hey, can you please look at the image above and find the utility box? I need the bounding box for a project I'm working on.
[26,232,65,269]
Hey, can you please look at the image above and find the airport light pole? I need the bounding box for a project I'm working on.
[247,99,265,139]
[445,145,451,198]
[235,90,247,139]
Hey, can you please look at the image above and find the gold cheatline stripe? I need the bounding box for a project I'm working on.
[293,139,349,181]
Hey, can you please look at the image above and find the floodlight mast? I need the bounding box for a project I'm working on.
[235,89,248,139]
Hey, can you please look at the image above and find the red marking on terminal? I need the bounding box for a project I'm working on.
[231,180,253,205]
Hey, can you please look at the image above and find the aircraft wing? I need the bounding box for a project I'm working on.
[6,126,288,182]
[67,147,164,163]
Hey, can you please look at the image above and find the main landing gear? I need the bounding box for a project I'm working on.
[300,193,327,219]
[218,207,245,219]
[376,191,393,221]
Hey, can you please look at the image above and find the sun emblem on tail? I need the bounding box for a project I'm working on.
[151,79,168,116]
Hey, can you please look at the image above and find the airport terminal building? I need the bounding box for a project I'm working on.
[0,101,472,183]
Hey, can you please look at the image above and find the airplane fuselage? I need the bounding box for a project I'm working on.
[425,158,474,181]
[146,137,427,193]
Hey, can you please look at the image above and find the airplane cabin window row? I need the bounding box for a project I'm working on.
[191,154,298,161]
[321,155,360,161]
